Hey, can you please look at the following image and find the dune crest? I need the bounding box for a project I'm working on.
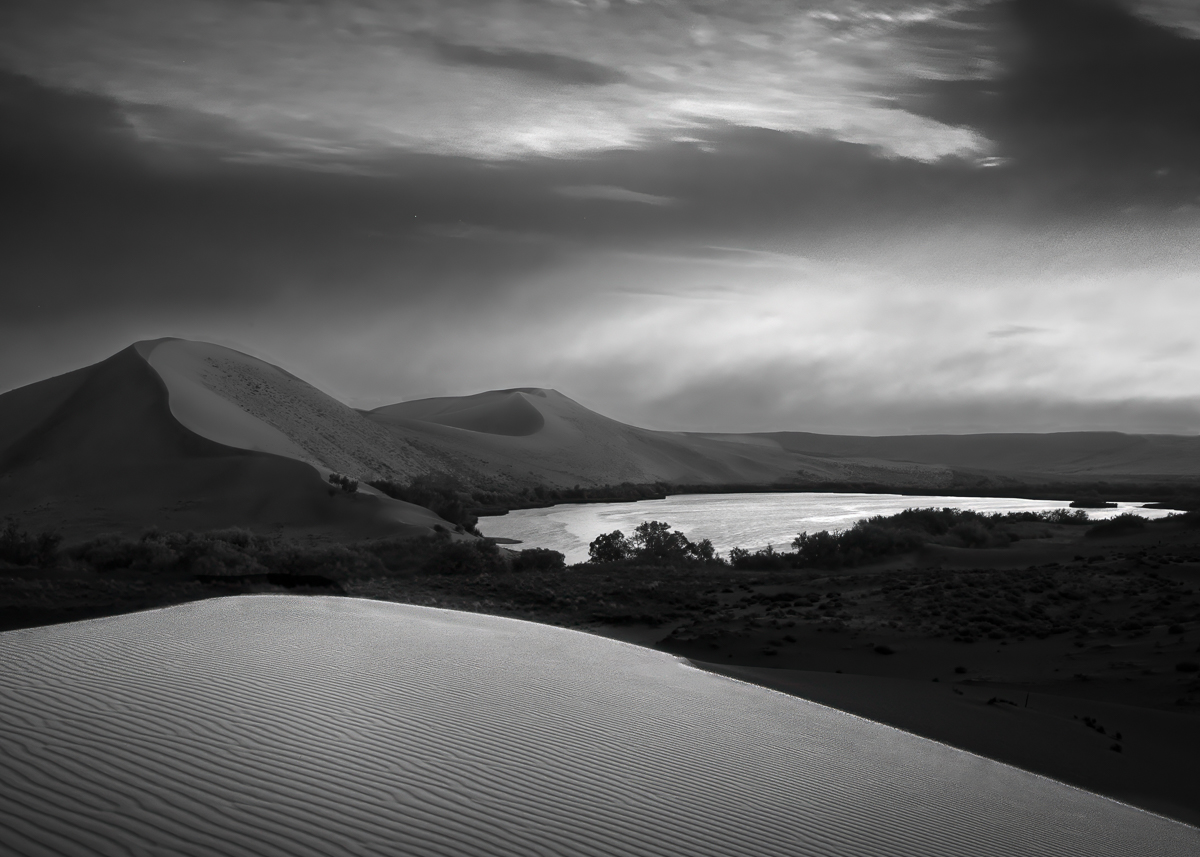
[0,595,1194,856]
[143,338,437,481]
[376,388,548,436]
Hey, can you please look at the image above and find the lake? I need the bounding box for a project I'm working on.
[479,492,1179,565]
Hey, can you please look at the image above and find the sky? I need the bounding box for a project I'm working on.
[1,0,1198,434]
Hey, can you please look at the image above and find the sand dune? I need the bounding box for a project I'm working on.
[0,595,1194,856]
[369,388,952,490]
[0,343,447,541]
[144,338,439,481]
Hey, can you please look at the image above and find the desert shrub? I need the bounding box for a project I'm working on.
[789,522,923,569]
[949,520,993,548]
[328,473,359,493]
[423,539,505,576]
[589,522,715,565]
[588,530,631,563]
[1085,513,1147,538]
[370,474,480,534]
[0,519,61,567]
[730,544,790,570]
[512,547,566,572]
[260,544,384,579]
[1044,508,1091,525]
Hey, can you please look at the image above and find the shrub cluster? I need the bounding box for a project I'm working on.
[0,519,61,567]
[328,473,359,493]
[370,473,481,534]
[470,481,670,511]
[587,521,715,565]
[1085,513,1147,538]
[51,526,519,580]
[512,547,567,573]
[585,507,1112,572]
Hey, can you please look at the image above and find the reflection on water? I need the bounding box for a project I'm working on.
[480,492,1180,565]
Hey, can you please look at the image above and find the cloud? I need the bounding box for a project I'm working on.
[903,0,1200,213]
[428,38,626,85]
[0,0,995,162]
[988,324,1045,338]
[556,185,674,205]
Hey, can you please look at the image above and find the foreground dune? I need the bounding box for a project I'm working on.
[0,597,1195,856]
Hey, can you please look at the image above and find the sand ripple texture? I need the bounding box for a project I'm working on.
[0,596,1195,857]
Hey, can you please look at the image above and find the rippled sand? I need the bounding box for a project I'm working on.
[0,596,1195,856]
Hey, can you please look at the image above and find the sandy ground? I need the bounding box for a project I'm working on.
[0,595,1195,857]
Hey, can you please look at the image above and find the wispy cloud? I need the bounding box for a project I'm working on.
[988,324,1045,338]
[0,0,996,163]
[556,185,674,206]
[427,38,626,86]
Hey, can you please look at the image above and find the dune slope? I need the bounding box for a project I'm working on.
[0,595,1194,857]
[0,344,446,540]
[143,338,438,481]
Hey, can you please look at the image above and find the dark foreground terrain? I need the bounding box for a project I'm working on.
[3,509,1199,826]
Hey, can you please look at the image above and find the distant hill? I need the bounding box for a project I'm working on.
[366,388,952,491]
[757,432,1200,479]
[3,338,1197,539]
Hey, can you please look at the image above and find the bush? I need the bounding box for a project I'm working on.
[423,539,505,576]
[1085,513,1147,538]
[328,473,359,493]
[589,522,716,565]
[1044,508,1091,525]
[370,474,480,534]
[0,519,61,567]
[730,544,790,570]
[512,547,566,572]
[588,530,631,563]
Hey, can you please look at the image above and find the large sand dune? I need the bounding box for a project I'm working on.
[0,595,1194,856]
[0,343,447,541]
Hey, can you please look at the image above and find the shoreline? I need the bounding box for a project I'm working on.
[474,480,1197,518]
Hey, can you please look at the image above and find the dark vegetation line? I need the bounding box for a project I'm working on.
[1,507,1185,582]
[583,509,1165,570]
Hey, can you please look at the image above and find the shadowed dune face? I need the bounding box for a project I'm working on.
[0,596,1195,857]
[373,389,547,436]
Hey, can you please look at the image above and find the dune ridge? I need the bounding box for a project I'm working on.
[144,338,439,481]
[0,596,1195,856]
